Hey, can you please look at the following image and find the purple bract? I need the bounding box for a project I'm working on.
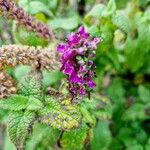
[57,26,101,99]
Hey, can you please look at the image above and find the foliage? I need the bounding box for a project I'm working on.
[0,0,150,150]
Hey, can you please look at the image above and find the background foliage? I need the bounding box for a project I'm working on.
[0,0,150,150]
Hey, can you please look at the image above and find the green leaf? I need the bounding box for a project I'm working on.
[60,124,89,150]
[125,20,150,72]
[26,97,43,111]
[138,85,150,103]
[91,121,111,150]
[4,132,16,150]
[8,111,35,149]
[14,65,31,81]
[48,16,80,30]
[112,10,129,33]
[42,70,64,88]
[19,0,53,17]
[107,48,120,70]
[127,144,143,150]
[18,71,42,100]
[81,107,96,126]
[26,124,60,150]
[85,4,106,18]
[122,103,147,121]
[12,22,48,46]
[93,94,112,120]
[0,95,28,111]
[29,1,54,17]
[102,0,116,17]
[145,138,150,150]
[40,97,81,130]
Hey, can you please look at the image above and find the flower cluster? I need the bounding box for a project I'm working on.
[57,26,101,98]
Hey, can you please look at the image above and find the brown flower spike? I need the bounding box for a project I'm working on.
[0,44,60,71]
[0,71,17,99]
[0,0,54,40]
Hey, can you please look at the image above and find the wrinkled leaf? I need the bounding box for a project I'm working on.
[14,65,31,81]
[40,96,81,130]
[0,95,28,111]
[60,124,89,150]
[8,111,35,149]
[103,0,116,17]
[26,97,43,111]
[112,10,129,33]
[18,71,42,100]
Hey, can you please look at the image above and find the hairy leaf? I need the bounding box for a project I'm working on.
[112,10,129,33]
[8,111,35,149]
[18,71,42,100]
[60,124,89,150]
[102,0,116,17]
[0,95,28,111]
[85,4,106,18]
[40,97,81,130]
[14,65,31,81]
[26,97,43,111]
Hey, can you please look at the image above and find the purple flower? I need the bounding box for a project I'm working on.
[57,44,66,52]
[78,26,89,38]
[67,33,80,46]
[57,26,101,99]
[86,77,96,88]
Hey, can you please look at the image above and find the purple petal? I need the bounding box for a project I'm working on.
[69,73,83,84]
[88,70,95,77]
[87,60,93,66]
[86,77,96,88]
[61,49,76,61]
[78,26,89,38]
[76,47,87,55]
[91,37,100,50]
[63,66,74,75]
[67,33,80,46]
[79,88,86,95]
[57,43,66,52]
[79,65,87,74]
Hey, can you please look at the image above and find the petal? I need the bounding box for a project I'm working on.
[86,77,96,88]
[69,73,83,84]
[57,43,66,52]
[67,33,80,46]
[88,80,96,88]
[78,26,89,38]
[62,49,76,61]
[79,88,86,95]
[63,66,74,75]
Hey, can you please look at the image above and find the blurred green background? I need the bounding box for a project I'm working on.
[0,0,150,150]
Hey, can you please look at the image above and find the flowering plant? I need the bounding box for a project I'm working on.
[0,1,110,150]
